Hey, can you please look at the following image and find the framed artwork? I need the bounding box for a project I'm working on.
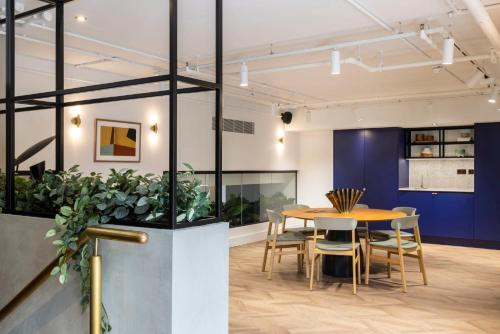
[94,119,141,162]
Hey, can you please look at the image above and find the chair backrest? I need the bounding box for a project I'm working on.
[266,209,282,225]
[314,217,357,231]
[283,204,310,211]
[354,203,369,209]
[391,215,420,230]
[393,206,417,216]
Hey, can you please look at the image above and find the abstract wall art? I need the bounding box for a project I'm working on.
[94,119,141,162]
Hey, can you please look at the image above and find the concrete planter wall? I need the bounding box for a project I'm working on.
[0,214,229,334]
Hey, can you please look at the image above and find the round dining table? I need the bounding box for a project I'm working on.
[281,207,406,278]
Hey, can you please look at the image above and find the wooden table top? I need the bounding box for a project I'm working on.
[281,208,406,222]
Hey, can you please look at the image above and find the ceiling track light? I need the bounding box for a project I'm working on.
[466,70,485,88]
[442,37,455,65]
[488,85,499,104]
[490,49,498,64]
[330,49,341,75]
[240,62,248,87]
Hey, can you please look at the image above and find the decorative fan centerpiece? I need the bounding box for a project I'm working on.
[326,188,365,213]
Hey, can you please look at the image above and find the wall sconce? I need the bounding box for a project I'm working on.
[278,137,284,144]
[71,115,81,127]
[150,123,158,134]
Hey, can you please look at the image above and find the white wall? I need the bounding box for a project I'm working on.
[297,131,333,207]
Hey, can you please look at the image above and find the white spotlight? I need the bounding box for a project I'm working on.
[330,50,341,75]
[466,70,484,88]
[442,37,455,65]
[271,103,281,118]
[240,62,248,87]
[488,85,499,104]
[490,49,498,64]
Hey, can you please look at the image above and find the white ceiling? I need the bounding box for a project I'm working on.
[4,0,500,107]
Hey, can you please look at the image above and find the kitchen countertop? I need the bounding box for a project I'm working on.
[398,187,474,193]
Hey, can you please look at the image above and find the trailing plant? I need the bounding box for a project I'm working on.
[0,165,211,332]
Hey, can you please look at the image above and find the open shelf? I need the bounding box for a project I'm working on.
[405,126,475,159]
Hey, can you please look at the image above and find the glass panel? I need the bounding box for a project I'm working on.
[15,6,56,96]
[269,172,296,213]
[0,32,5,211]
[222,173,242,227]
[241,173,271,225]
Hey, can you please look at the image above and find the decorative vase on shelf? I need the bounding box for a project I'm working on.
[325,188,364,213]
[421,147,433,158]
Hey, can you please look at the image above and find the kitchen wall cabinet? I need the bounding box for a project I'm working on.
[398,191,474,239]
[334,128,407,209]
[474,123,500,242]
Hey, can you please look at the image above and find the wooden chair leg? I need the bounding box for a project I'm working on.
[357,250,361,285]
[297,245,301,272]
[278,246,282,263]
[398,251,408,293]
[365,242,371,285]
[417,249,428,285]
[304,241,310,279]
[387,251,392,278]
[268,244,277,280]
[316,255,321,281]
[309,253,316,291]
[352,254,357,295]
[262,242,269,272]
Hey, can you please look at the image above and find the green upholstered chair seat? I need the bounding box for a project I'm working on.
[371,229,414,238]
[315,239,359,251]
[370,238,418,249]
[285,226,316,234]
[267,231,307,242]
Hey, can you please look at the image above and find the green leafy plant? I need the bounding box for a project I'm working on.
[0,165,211,332]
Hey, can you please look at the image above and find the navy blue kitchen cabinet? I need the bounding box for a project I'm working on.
[474,123,500,242]
[333,130,365,190]
[398,191,434,236]
[398,191,474,239]
[433,193,474,239]
[334,128,407,209]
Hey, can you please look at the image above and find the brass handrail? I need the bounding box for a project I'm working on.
[0,226,149,331]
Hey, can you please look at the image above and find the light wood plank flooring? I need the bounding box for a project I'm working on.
[230,241,500,334]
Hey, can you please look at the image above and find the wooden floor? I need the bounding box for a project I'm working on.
[230,241,500,334]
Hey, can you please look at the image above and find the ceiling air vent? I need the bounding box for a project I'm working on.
[212,117,255,135]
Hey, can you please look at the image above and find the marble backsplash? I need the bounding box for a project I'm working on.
[408,159,474,190]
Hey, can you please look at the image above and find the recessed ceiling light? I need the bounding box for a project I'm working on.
[75,15,87,23]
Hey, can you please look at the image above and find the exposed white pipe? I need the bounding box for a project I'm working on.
[461,0,500,50]
[282,88,489,110]
[222,27,444,65]
[237,54,490,76]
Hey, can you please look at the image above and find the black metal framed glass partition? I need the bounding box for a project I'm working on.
[0,0,224,229]
[189,171,297,228]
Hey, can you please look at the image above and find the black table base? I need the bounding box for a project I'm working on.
[322,230,365,278]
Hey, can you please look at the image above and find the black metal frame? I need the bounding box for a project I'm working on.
[2,0,224,230]
[405,125,475,159]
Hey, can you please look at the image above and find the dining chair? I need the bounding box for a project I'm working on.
[354,203,369,239]
[262,209,310,280]
[365,215,428,293]
[309,217,361,294]
[282,204,313,234]
[371,207,417,240]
